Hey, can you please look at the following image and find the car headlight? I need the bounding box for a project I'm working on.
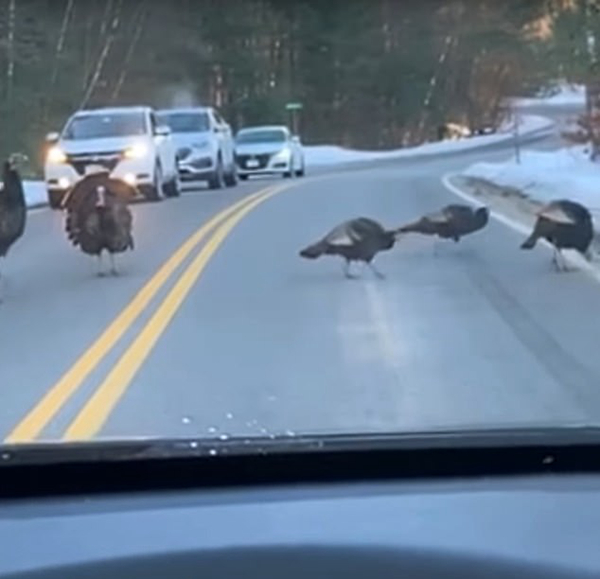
[272,148,291,162]
[124,143,149,159]
[47,146,67,164]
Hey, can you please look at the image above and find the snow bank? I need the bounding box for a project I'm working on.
[24,181,47,208]
[463,146,600,213]
[512,84,585,108]
[305,114,553,167]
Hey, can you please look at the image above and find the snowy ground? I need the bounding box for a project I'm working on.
[22,181,47,208]
[511,83,585,108]
[462,146,600,229]
[17,114,552,208]
[304,114,553,167]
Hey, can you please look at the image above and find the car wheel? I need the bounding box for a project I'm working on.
[141,161,164,201]
[164,175,181,198]
[47,189,65,210]
[295,162,305,177]
[283,167,293,179]
[224,163,238,187]
[208,156,225,189]
[239,174,248,181]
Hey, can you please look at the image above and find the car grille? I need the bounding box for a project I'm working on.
[66,151,123,176]
[178,156,212,172]
[235,153,271,169]
[176,147,192,161]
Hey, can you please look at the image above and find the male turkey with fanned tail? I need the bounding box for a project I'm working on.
[398,204,489,244]
[299,217,400,278]
[521,199,594,271]
[0,153,27,299]
[62,170,136,276]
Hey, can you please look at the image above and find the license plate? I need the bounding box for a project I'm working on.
[84,164,106,175]
[246,159,259,168]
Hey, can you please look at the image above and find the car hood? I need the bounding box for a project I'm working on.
[59,137,149,155]
[235,142,288,156]
[171,132,213,149]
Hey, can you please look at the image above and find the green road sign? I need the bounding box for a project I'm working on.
[285,102,303,110]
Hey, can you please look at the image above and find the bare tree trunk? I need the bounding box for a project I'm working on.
[5,0,16,103]
[80,0,123,109]
[584,0,600,160]
[111,1,148,102]
[50,0,74,90]
[42,0,74,124]
[99,0,114,39]
[417,34,456,140]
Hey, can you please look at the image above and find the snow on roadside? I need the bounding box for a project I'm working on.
[511,84,585,108]
[462,146,600,224]
[304,114,553,167]
[23,181,47,208]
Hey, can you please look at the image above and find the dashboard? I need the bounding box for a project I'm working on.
[1,473,599,578]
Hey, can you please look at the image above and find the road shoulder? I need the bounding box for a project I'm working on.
[443,173,600,281]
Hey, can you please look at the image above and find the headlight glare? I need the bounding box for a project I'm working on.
[124,143,148,159]
[47,146,67,164]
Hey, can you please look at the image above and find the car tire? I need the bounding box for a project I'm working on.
[48,189,65,210]
[295,163,305,177]
[140,161,164,202]
[224,163,238,187]
[164,175,181,198]
[283,168,293,178]
[208,157,225,189]
[239,174,248,181]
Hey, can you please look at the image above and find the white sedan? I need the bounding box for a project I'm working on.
[234,126,305,180]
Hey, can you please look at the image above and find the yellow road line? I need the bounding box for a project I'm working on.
[63,185,284,440]
[5,187,276,443]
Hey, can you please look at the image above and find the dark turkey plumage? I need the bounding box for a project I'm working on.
[62,171,136,276]
[299,217,398,278]
[521,199,593,271]
[0,154,26,261]
[398,204,489,241]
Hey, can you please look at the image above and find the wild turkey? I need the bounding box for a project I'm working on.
[0,153,27,293]
[398,204,489,242]
[521,199,593,271]
[299,217,399,278]
[62,170,136,276]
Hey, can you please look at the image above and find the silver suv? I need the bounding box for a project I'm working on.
[156,107,237,189]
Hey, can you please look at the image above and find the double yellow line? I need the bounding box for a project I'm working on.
[6,183,287,443]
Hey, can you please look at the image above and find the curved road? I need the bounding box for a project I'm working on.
[3,128,600,443]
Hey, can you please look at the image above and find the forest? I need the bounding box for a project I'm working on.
[0,0,598,168]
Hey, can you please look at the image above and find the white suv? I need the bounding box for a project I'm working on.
[44,106,179,209]
[156,107,237,189]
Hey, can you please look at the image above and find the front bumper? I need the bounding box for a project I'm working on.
[176,152,216,181]
[235,153,290,176]
[45,156,155,193]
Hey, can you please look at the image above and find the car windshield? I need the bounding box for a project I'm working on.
[236,129,287,144]
[63,112,147,140]
[157,112,210,134]
[4,1,600,460]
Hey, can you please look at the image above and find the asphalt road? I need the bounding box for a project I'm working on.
[4,125,600,444]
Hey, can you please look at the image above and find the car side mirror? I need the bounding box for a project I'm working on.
[291,135,301,144]
[45,131,60,144]
[155,125,171,137]
[213,126,221,133]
